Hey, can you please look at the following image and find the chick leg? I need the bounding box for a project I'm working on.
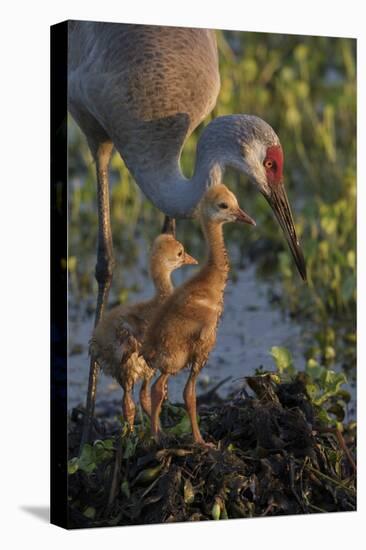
[139,378,152,417]
[122,381,136,432]
[151,373,170,439]
[184,366,214,447]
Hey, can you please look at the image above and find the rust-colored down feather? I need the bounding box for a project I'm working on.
[142,185,255,445]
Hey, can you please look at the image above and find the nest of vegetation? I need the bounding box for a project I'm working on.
[67,375,356,528]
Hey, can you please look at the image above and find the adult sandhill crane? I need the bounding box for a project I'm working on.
[68,21,306,445]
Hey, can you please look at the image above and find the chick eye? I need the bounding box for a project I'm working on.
[218,202,228,209]
[177,250,183,257]
[264,159,274,169]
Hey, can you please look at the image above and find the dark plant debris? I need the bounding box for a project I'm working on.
[68,375,356,528]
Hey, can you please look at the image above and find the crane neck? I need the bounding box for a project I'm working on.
[129,116,245,218]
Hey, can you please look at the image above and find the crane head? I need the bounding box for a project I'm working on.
[260,144,306,282]
[231,115,307,281]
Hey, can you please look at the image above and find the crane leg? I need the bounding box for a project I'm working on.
[122,385,136,432]
[161,216,176,237]
[80,141,114,449]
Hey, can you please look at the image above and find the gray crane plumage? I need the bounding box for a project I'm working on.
[68,23,285,216]
[68,22,220,206]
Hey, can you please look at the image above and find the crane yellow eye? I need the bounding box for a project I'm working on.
[264,159,273,169]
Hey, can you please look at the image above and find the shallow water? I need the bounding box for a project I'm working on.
[68,263,307,412]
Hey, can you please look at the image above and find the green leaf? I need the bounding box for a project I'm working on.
[102,439,115,450]
[78,444,97,474]
[81,461,97,474]
[67,457,79,475]
[321,216,337,235]
[307,358,319,369]
[316,408,335,427]
[305,383,318,400]
[347,250,355,269]
[324,346,336,361]
[76,440,115,473]
[306,359,324,380]
[83,506,96,519]
[211,500,221,520]
[270,346,295,376]
[123,434,138,459]
[314,370,347,406]
[184,479,195,504]
[94,438,114,450]
[94,439,114,463]
[167,412,194,436]
[134,464,163,485]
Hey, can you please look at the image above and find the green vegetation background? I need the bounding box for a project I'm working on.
[68,31,356,376]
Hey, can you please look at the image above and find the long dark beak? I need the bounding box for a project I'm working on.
[265,183,307,281]
[235,208,256,226]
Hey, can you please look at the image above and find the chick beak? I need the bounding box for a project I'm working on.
[184,253,198,265]
[235,208,256,226]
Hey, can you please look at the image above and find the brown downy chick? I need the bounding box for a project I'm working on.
[142,184,255,446]
[90,234,197,430]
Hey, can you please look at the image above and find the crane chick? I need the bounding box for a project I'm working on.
[142,184,256,446]
[90,234,197,431]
